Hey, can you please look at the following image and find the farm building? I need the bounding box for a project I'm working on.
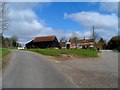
[26,35,61,49]
[60,41,66,49]
[78,38,94,49]
[70,37,94,49]
[60,41,71,49]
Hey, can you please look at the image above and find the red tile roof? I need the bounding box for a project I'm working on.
[79,39,94,43]
[70,39,93,44]
[60,42,66,47]
[33,35,56,42]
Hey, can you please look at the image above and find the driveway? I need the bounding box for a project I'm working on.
[55,50,118,88]
[2,50,76,88]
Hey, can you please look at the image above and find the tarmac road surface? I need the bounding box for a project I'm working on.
[2,50,76,88]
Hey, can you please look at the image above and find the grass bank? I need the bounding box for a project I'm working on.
[27,49,98,57]
[0,48,10,69]
[0,48,10,58]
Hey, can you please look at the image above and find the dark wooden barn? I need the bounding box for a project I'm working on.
[26,35,61,49]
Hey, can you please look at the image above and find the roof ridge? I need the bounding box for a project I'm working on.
[36,35,56,38]
[33,35,56,42]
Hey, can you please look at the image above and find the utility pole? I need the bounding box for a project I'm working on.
[93,26,95,48]
[93,26,94,40]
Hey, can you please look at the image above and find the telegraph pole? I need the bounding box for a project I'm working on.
[93,26,95,48]
[93,26,95,41]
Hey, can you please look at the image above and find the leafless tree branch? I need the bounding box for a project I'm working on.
[0,2,9,36]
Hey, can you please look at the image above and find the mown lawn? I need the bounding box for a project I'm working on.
[27,49,98,57]
[0,48,10,58]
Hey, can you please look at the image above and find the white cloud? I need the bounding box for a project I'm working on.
[3,2,65,44]
[100,2,118,14]
[8,2,51,11]
[64,11,118,41]
[65,11,117,30]
[4,3,63,44]
[9,9,37,22]
[4,2,118,45]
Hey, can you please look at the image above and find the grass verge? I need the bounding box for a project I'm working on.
[0,48,10,58]
[0,48,10,69]
[26,49,98,58]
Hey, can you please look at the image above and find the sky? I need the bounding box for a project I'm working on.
[3,1,118,45]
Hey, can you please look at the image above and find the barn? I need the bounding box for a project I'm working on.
[26,35,61,49]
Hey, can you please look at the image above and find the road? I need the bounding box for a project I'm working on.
[56,50,118,88]
[2,50,76,88]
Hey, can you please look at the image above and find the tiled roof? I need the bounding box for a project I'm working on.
[33,35,56,42]
[60,42,66,47]
[79,43,93,46]
[70,38,94,43]
[79,39,94,43]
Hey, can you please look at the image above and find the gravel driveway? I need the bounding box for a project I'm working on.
[55,50,118,88]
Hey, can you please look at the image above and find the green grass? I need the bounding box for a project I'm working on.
[112,49,117,52]
[0,48,10,58]
[27,49,98,57]
[112,49,119,52]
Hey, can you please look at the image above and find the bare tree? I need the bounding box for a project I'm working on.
[60,36,67,42]
[90,26,100,43]
[91,31,100,48]
[93,32,100,42]
[70,32,79,49]
[11,35,18,48]
[0,2,9,47]
[0,2,9,36]
[97,38,106,49]
[2,35,18,48]
[93,26,100,41]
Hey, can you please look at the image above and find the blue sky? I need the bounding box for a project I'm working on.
[34,2,101,31]
[4,2,118,44]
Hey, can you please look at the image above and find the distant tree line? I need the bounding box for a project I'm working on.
[91,36,120,51]
[59,31,120,51]
[2,35,21,48]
